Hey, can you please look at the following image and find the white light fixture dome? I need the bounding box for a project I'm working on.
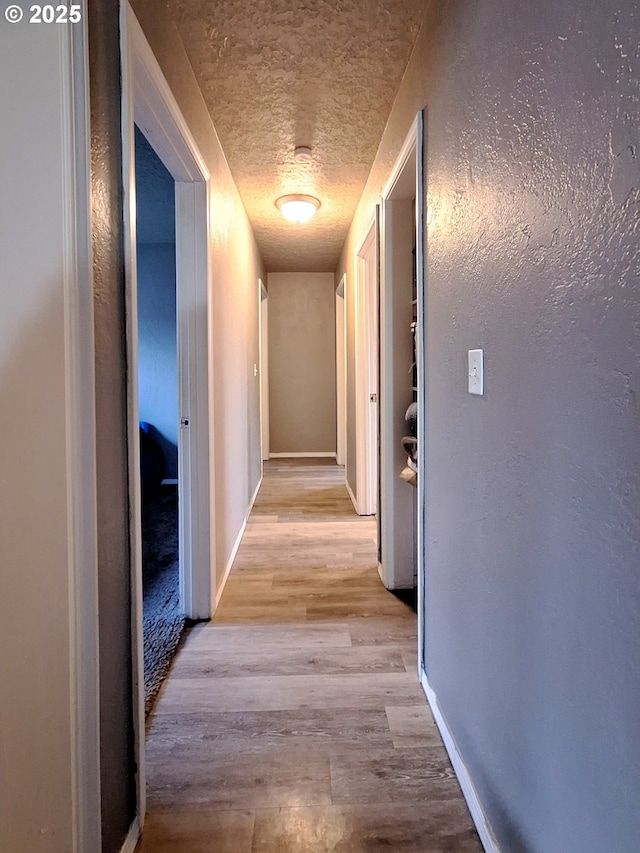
[276,194,320,223]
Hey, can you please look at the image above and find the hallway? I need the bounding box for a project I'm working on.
[138,460,482,852]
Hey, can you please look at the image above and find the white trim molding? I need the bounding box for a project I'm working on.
[415,108,426,672]
[382,113,420,200]
[119,817,141,853]
[62,16,102,852]
[259,279,270,465]
[420,669,500,853]
[129,11,209,182]
[354,214,379,517]
[176,180,213,621]
[121,0,146,827]
[214,477,263,609]
[269,452,337,458]
[345,478,359,514]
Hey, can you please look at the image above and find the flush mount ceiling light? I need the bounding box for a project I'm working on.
[275,194,321,223]
[294,146,313,162]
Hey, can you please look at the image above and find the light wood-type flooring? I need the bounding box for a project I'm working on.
[137,459,482,852]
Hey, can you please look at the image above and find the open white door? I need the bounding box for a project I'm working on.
[336,275,347,467]
[175,180,212,619]
[354,217,379,515]
[414,110,426,675]
[259,279,269,464]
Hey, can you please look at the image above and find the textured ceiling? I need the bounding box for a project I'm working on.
[171,0,426,271]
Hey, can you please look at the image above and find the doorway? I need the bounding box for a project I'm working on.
[335,274,347,467]
[259,278,269,466]
[134,126,184,714]
[354,216,379,516]
[379,114,424,594]
[121,2,214,830]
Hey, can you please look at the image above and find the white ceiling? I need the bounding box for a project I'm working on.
[171,0,427,271]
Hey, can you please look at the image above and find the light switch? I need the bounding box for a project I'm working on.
[468,349,484,395]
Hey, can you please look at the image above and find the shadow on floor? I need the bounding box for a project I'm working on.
[391,587,417,612]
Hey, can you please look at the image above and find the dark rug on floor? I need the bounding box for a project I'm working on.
[142,484,185,715]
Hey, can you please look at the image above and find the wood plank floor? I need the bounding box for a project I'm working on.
[137,459,482,852]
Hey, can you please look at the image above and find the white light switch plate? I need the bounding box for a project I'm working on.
[468,349,484,395]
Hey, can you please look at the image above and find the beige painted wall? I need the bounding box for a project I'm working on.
[131,0,266,594]
[1,21,80,852]
[267,273,337,455]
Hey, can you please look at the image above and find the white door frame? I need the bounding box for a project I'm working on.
[414,112,426,675]
[65,20,102,844]
[379,113,423,592]
[335,275,347,467]
[354,216,379,515]
[121,1,214,830]
[259,279,269,464]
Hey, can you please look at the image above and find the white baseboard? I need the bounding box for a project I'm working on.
[214,476,262,609]
[345,478,359,513]
[269,451,337,458]
[419,669,500,853]
[120,816,141,853]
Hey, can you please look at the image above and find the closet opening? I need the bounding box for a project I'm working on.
[379,116,423,596]
[134,126,184,714]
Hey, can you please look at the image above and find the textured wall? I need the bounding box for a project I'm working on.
[338,0,640,850]
[88,1,137,849]
[267,273,337,454]
[130,0,265,592]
